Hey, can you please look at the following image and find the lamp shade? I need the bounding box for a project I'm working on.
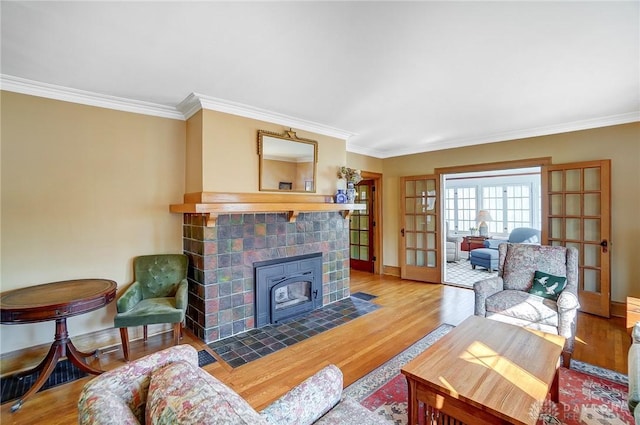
[476,210,493,223]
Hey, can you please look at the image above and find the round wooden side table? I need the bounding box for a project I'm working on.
[0,278,117,412]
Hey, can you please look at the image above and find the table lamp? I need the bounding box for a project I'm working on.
[476,210,493,237]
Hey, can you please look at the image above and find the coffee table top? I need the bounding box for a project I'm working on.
[401,315,565,425]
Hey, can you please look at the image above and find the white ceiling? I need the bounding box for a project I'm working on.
[1,1,638,158]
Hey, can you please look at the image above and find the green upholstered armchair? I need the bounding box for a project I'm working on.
[114,254,188,361]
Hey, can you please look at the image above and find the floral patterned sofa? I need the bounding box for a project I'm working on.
[629,322,640,422]
[78,345,390,425]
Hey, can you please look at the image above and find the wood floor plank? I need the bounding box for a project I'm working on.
[0,271,630,424]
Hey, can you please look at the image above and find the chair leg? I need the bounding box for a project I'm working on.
[119,328,130,362]
[173,322,181,345]
[561,350,572,368]
[143,325,148,341]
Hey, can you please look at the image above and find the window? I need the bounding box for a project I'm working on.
[445,187,476,232]
[444,170,540,236]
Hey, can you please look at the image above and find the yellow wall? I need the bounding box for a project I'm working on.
[382,122,640,302]
[185,110,203,192]
[347,152,384,174]
[200,109,346,194]
[1,92,186,353]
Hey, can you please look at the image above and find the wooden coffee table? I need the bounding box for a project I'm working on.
[401,316,565,425]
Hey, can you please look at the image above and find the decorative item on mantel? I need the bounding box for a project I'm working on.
[337,167,362,204]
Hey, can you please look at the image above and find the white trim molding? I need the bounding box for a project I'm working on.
[348,111,640,159]
[0,75,356,141]
[0,74,184,120]
[177,92,356,141]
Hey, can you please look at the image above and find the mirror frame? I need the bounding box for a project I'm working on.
[258,130,318,193]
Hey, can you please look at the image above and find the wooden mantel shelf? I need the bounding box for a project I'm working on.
[170,192,365,227]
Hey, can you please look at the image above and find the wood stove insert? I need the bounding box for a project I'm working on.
[254,252,323,327]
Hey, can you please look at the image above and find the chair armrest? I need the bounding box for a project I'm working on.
[116,281,142,313]
[78,345,199,425]
[473,276,503,316]
[446,234,461,243]
[175,279,188,313]
[556,290,579,312]
[260,364,343,425]
[556,290,580,342]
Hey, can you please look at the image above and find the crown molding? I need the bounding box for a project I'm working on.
[0,76,356,141]
[177,92,356,141]
[348,111,640,159]
[0,74,184,120]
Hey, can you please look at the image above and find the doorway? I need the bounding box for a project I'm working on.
[442,167,542,287]
[349,171,383,274]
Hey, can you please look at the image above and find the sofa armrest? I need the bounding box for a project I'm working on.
[116,281,143,313]
[78,345,199,425]
[260,364,343,425]
[473,276,503,316]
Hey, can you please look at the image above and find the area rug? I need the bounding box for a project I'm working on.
[0,349,217,404]
[345,325,634,425]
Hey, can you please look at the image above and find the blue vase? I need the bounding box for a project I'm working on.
[335,189,347,204]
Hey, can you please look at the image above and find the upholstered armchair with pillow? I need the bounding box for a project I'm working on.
[114,254,188,361]
[78,345,390,425]
[473,243,579,367]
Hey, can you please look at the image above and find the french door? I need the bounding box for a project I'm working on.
[542,160,611,317]
[400,175,441,283]
[350,180,375,273]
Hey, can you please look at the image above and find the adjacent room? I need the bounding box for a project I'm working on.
[1,2,639,424]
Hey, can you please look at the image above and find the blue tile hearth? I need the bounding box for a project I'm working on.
[208,296,380,368]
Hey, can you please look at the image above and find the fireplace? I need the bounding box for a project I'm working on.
[254,253,322,327]
[182,211,351,343]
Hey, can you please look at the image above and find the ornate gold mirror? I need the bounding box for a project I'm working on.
[258,130,318,192]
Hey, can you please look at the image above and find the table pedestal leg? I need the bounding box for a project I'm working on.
[11,318,104,412]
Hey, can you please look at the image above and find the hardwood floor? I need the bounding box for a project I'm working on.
[0,271,630,424]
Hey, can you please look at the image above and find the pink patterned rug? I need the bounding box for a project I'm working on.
[345,324,634,425]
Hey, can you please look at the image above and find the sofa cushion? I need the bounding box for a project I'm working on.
[485,290,559,328]
[529,270,567,300]
[146,360,267,425]
[78,345,199,425]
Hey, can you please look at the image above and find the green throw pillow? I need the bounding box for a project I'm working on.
[529,270,567,300]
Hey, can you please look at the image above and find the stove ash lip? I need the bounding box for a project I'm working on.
[254,252,323,328]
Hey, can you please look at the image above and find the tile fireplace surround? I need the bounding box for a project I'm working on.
[182,211,351,343]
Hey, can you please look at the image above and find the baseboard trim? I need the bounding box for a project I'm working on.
[611,300,626,318]
[382,265,401,277]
